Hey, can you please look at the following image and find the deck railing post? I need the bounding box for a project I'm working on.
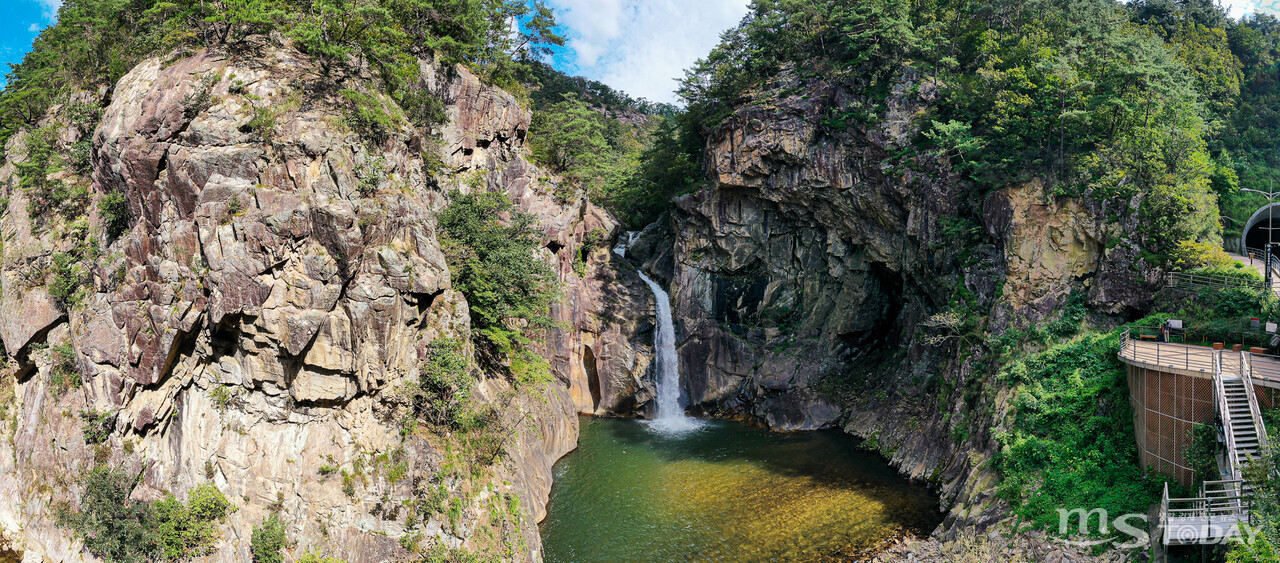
[1162,483,1170,547]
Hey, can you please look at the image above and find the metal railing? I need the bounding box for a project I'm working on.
[1245,247,1279,267]
[1248,350,1280,383]
[1119,327,1215,373]
[1215,353,1243,479]
[1124,325,1278,354]
[1161,480,1254,545]
[1244,247,1280,278]
[1167,271,1268,293]
[1241,353,1272,455]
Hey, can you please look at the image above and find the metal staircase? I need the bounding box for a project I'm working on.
[1218,351,1269,477]
[1223,378,1262,468]
[1165,350,1270,545]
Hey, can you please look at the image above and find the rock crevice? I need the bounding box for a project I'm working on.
[0,43,653,562]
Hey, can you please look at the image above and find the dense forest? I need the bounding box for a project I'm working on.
[6,0,1280,244]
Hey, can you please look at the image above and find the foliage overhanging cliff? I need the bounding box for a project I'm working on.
[676,0,1280,257]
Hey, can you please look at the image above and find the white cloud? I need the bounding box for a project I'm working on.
[36,0,62,21]
[1225,0,1280,18]
[552,0,625,67]
[28,23,40,32]
[548,0,749,104]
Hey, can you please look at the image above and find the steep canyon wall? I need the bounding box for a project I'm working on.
[0,43,652,562]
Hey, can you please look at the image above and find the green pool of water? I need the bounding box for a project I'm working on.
[539,417,942,562]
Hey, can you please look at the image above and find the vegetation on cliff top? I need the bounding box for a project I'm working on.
[0,0,563,150]
[520,62,702,227]
[677,0,1280,263]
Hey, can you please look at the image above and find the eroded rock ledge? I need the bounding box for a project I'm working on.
[0,42,654,562]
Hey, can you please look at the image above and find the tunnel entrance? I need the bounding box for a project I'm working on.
[1242,203,1280,256]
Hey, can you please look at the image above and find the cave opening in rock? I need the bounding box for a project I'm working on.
[584,345,601,411]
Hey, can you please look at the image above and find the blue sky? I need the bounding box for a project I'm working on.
[0,0,58,82]
[1230,0,1280,18]
[5,0,1280,101]
[541,0,750,103]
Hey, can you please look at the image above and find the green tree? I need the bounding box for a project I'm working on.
[288,0,406,77]
[678,0,919,129]
[59,467,156,563]
[408,338,476,427]
[1237,443,1280,560]
[438,190,557,384]
[152,484,235,560]
[602,117,702,227]
[144,0,286,45]
[250,512,288,563]
[529,93,608,173]
[388,0,563,84]
[59,468,235,563]
[1168,21,1243,115]
[99,191,131,241]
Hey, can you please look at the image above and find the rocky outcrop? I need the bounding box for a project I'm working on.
[481,158,656,416]
[634,67,1161,531]
[0,41,652,562]
[871,530,1125,563]
[641,69,959,432]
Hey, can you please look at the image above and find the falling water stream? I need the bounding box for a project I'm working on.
[615,233,700,433]
[542,235,943,561]
[636,271,702,433]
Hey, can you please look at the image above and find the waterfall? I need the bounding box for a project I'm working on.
[615,232,701,434]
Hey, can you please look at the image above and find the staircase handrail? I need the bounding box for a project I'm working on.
[1161,483,1170,545]
[1242,351,1270,454]
[1216,350,1244,479]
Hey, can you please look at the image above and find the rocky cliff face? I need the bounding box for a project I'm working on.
[0,42,654,562]
[628,69,1162,528]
